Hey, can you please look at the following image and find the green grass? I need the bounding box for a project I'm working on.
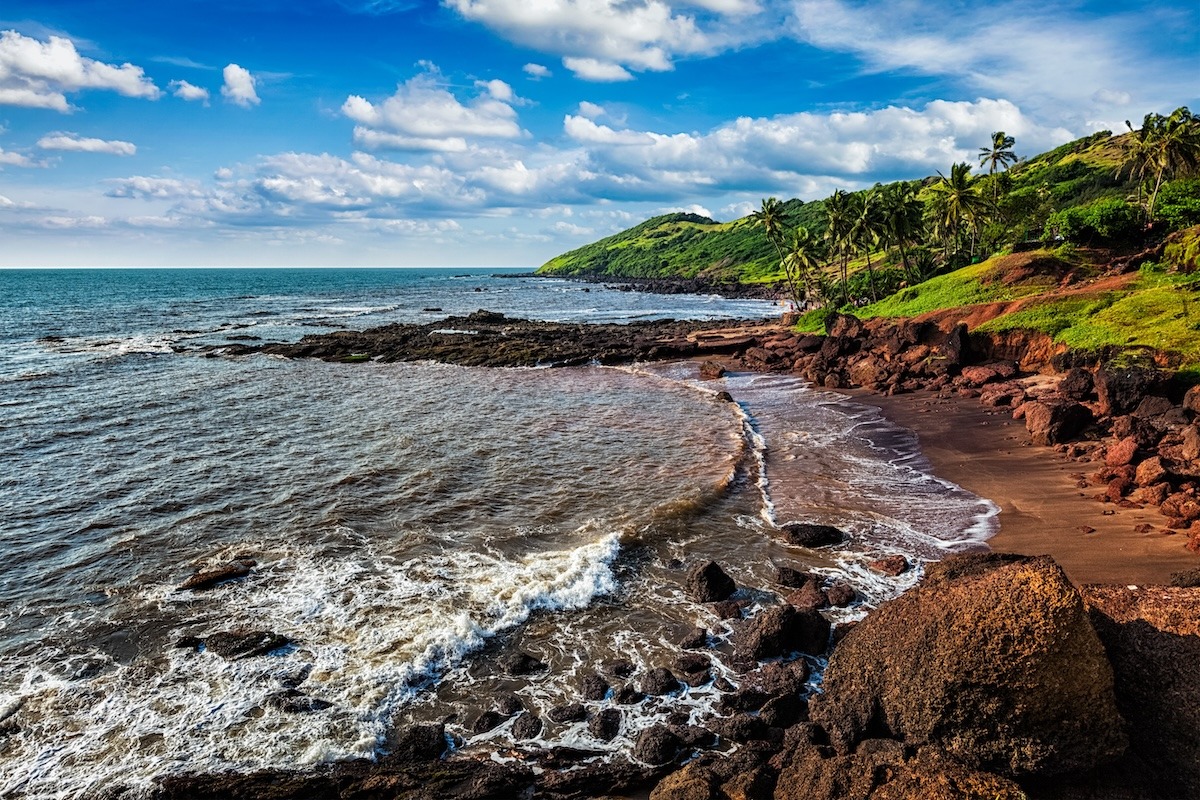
[855,260,1041,318]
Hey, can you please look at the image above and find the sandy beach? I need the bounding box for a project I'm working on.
[855,388,1197,586]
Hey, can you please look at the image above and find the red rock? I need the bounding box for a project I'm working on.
[1130,482,1171,506]
[1161,492,1200,522]
[1105,436,1139,467]
[699,360,726,380]
[1134,456,1168,487]
[868,555,910,576]
[960,365,1001,387]
[785,582,828,612]
[1106,477,1131,502]
[1024,400,1092,446]
[1183,384,1200,416]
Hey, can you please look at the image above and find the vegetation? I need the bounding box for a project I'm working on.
[538,107,1200,369]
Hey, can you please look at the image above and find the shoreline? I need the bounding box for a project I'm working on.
[851,388,1196,585]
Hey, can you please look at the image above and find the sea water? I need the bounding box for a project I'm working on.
[0,268,995,798]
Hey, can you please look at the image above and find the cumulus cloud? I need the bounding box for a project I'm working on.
[523,63,551,79]
[342,66,523,151]
[170,79,209,103]
[577,101,606,119]
[787,0,1194,130]
[105,176,205,200]
[221,63,260,107]
[37,132,137,156]
[444,0,768,81]
[0,146,35,167]
[0,29,160,111]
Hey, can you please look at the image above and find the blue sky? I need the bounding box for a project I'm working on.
[0,0,1196,266]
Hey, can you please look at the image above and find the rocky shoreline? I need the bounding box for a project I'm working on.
[171,310,1200,800]
[499,272,786,301]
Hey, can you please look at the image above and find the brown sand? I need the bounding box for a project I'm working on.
[852,388,1197,586]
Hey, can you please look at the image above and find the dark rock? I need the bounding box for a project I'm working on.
[177,558,256,591]
[587,708,622,742]
[613,684,645,705]
[499,651,547,675]
[580,673,610,702]
[1094,366,1165,417]
[494,692,523,716]
[775,565,814,588]
[677,627,708,649]
[784,581,828,612]
[510,712,543,740]
[1170,569,1200,587]
[759,692,805,728]
[709,600,743,620]
[204,630,293,660]
[718,687,770,713]
[601,659,636,678]
[1024,399,1092,446]
[1059,367,1094,400]
[812,554,1126,778]
[713,713,769,743]
[641,667,682,696]
[699,360,727,380]
[547,703,588,724]
[714,391,735,403]
[633,724,685,766]
[674,652,711,679]
[867,555,910,576]
[264,689,332,714]
[669,724,716,749]
[734,604,830,661]
[742,659,809,696]
[684,560,737,603]
[386,722,448,763]
[471,710,507,734]
[825,581,856,607]
[778,522,847,548]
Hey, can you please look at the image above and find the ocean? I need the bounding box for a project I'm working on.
[0,268,996,798]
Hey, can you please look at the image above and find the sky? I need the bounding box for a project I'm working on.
[0,0,1197,267]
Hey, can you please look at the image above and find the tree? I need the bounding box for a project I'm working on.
[979,131,1019,176]
[823,189,855,305]
[877,182,925,282]
[1119,107,1200,222]
[925,162,989,261]
[850,189,884,301]
[782,226,824,307]
[751,197,788,263]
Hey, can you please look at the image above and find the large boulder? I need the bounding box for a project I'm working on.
[779,523,847,548]
[1094,366,1164,417]
[811,554,1126,778]
[1023,399,1092,446]
[734,604,830,661]
[684,560,737,603]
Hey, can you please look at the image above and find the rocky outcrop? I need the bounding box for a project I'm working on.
[684,560,737,602]
[812,553,1126,778]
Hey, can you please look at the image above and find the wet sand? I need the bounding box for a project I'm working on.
[852,388,1197,586]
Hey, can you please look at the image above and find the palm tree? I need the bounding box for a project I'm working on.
[823,189,854,305]
[979,131,1018,176]
[782,226,823,307]
[878,182,925,282]
[750,197,788,264]
[925,162,989,261]
[850,189,884,301]
[1119,107,1200,221]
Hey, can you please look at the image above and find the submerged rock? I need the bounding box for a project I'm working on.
[779,523,847,548]
[684,560,737,603]
[176,558,256,591]
[498,651,547,675]
[201,630,293,660]
[812,553,1126,778]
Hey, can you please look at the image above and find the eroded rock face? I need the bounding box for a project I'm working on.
[811,553,1126,778]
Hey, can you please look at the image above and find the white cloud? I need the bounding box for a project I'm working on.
[0,146,34,167]
[577,101,606,119]
[221,63,260,107]
[37,132,137,156]
[342,66,523,151]
[444,0,767,80]
[0,29,160,111]
[106,176,204,200]
[787,0,1195,131]
[562,57,633,82]
[169,79,209,103]
[564,114,653,145]
[523,63,551,79]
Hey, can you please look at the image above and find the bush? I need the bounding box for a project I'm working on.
[1158,179,1200,231]
[1044,197,1141,245]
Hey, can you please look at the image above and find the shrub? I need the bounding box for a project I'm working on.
[1157,179,1200,231]
[1044,197,1140,245]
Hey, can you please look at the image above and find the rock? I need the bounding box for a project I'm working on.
[471,710,507,734]
[826,313,864,339]
[674,653,711,683]
[633,724,684,766]
[1084,585,1200,798]
[264,689,332,714]
[1184,384,1200,416]
[959,364,1002,386]
[1183,424,1200,461]
[1134,455,1168,487]
[759,692,805,728]
[712,713,768,743]
[510,712,543,740]
[867,555,909,576]
[580,673,610,702]
[1170,569,1200,587]
[587,708,622,742]
[709,600,743,620]
[203,630,293,660]
[500,651,547,675]
[494,692,523,716]
[684,560,737,603]
[811,554,1126,778]
[547,703,588,724]
[640,667,682,696]
[387,723,448,763]
[1094,366,1164,417]
[699,360,726,380]
[734,604,830,661]
[1058,367,1094,401]
[601,659,636,679]
[677,627,708,649]
[1024,399,1092,446]
[177,558,256,591]
[649,763,718,800]
[784,581,828,612]
[1161,492,1200,522]
[1104,436,1139,467]
[714,391,735,403]
[779,522,847,548]
[825,582,856,607]
[775,565,813,588]
[613,684,645,705]
[742,659,809,696]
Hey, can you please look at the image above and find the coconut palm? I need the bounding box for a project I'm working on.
[979,131,1018,175]
[878,182,925,282]
[750,197,788,263]
[823,189,855,305]
[782,226,824,307]
[925,162,989,261]
[1120,107,1200,221]
[850,189,884,301]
